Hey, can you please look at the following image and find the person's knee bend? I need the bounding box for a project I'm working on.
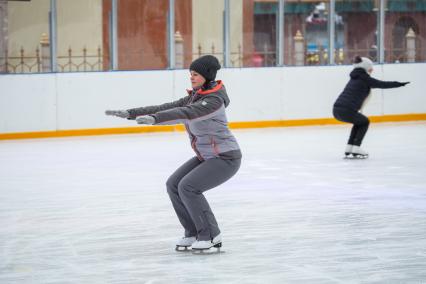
[166,177,178,195]
[363,118,370,126]
[357,117,369,126]
[177,180,199,196]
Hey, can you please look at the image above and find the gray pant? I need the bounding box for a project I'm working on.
[166,157,241,241]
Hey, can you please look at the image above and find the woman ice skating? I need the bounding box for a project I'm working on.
[333,56,409,159]
[105,55,242,253]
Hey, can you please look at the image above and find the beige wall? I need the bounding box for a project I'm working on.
[230,0,243,67]
[7,0,243,70]
[57,0,102,56]
[192,0,243,66]
[7,0,102,68]
[8,0,50,57]
[192,0,224,61]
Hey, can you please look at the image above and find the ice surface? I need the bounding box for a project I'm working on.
[1,122,426,283]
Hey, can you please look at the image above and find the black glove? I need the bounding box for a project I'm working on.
[400,82,410,86]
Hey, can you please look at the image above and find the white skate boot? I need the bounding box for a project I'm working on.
[351,146,368,159]
[344,144,353,157]
[191,234,222,254]
[175,236,196,251]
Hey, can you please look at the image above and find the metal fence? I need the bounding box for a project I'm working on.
[0,47,103,74]
[0,42,422,73]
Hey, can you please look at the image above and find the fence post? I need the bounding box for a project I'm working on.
[174,31,184,68]
[293,30,304,66]
[0,0,8,73]
[319,45,326,65]
[36,47,41,72]
[237,43,242,67]
[40,33,51,72]
[263,43,268,66]
[19,47,24,73]
[405,28,416,63]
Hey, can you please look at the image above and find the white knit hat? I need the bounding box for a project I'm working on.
[353,57,373,72]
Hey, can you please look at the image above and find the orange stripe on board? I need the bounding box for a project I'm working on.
[0,125,186,140]
[369,113,426,123]
[1,113,425,141]
[229,118,341,129]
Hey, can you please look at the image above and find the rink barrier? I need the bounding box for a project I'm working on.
[0,113,425,140]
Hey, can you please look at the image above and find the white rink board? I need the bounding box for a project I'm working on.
[0,74,57,133]
[219,67,285,121]
[381,63,425,115]
[55,70,175,130]
[1,63,425,133]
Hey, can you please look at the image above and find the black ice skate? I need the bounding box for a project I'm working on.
[191,234,223,254]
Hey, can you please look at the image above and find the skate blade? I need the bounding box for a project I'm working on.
[344,154,368,159]
[191,249,225,255]
[175,245,191,252]
[191,243,224,255]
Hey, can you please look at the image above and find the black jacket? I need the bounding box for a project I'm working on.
[334,68,404,111]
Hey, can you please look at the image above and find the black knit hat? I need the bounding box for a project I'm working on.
[189,55,221,82]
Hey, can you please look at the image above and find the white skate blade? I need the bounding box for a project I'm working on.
[191,243,224,255]
[175,245,191,252]
[344,153,368,159]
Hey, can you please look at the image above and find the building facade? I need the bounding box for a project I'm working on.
[0,0,425,73]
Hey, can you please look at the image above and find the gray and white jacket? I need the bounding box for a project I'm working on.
[127,81,242,161]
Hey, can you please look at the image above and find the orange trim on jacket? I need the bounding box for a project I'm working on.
[186,81,223,96]
[197,80,223,95]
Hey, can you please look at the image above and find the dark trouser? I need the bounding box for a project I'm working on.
[333,106,370,146]
[166,157,241,241]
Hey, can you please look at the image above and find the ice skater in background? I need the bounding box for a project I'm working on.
[105,55,242,253]
[333,56,409,159]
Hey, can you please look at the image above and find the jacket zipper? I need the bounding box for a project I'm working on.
[185,124,203,160]
[211,137,220,156]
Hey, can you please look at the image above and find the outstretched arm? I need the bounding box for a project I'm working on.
[367,77,409,89]
[127,96,191,120]
[140,95,224,126]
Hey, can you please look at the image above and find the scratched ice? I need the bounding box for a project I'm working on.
[1,122,426,284]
